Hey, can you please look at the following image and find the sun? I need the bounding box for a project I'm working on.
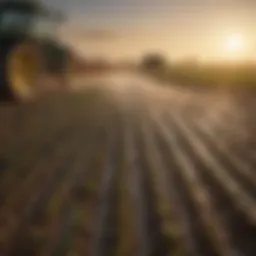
[225,34,245,52]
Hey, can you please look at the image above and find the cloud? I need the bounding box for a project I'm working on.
[76,29,119,40]
[59,26,121,42]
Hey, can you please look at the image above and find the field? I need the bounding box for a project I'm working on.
[143,60,256,92]
[0,73,255,256]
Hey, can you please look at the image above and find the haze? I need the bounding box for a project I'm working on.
[47,0,256,61]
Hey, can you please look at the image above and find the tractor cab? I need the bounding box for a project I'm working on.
[0,0,62,39]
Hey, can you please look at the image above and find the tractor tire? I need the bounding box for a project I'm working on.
[0,41,44,102]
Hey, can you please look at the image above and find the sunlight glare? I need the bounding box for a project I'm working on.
[225,35,245,53]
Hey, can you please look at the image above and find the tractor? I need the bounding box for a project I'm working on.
[0,0,72,102]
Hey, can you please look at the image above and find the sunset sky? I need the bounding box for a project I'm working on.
[46,0,256,61]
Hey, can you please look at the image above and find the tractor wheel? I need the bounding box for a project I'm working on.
[6,42,44,102]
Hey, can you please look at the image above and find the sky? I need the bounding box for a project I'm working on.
[45,0,256,61]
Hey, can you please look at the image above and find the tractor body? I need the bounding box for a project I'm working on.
[0,0,71,102]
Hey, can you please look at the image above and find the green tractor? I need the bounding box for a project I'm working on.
[0,0,72,102]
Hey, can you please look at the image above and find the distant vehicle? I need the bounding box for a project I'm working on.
[0,0,72,102]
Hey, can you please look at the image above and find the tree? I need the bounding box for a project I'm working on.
[141,53,166,70]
